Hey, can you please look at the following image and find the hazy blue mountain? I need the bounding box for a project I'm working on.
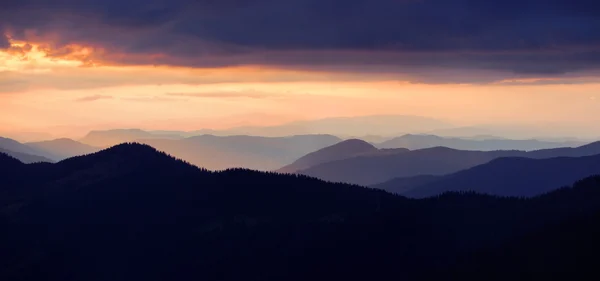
[428,125,600,140]
[2,143,600,281]
[80,129,185,147]
[375,154,600,198]
[298,141,600,186]
[277,139,380,173]
[138,134,341,171]
[378,134,584,151]
[148,115,450,137]
[297,147,521,186]
[0,136,56,160]
[0,148,53,163]
[26,138,101,160]
[527,141,600,158]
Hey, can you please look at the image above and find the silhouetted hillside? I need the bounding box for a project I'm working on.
[371,175,441,194]
[2,144,600,281]
[379,134,583,151]
[300,141,600,186]
[0,148,53,164]
[26,138,100,160]
[277,139,379,173]
[376,154,600,198]
[430,177,600,281]
[138,134,341,171]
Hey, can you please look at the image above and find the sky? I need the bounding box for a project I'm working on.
[1,0,600,139]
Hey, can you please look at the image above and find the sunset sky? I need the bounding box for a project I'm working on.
[1,0,599,139]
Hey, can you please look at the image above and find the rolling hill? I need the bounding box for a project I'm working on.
[277,139,380,173]
[138,134,342,171]
[297,141,600,186]
[79,129,184,147]
[26,138,100,160]
[374,154,600,198]
[0,148,53,164]
[378,134,584,151]
[0,136,57,160]
[2,143,600,281]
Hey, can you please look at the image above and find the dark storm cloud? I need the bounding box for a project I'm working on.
[0,33,10,48]
[2,0,600,81]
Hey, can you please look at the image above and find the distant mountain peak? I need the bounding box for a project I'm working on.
[277,139,378,174]
[335,139,376,149]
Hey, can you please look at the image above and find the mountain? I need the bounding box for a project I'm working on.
[138,134,341,171]
[0,136,56,159]
[297,147,521,186]
[298,141,600,186]
[277,139,379,173]
[375,154,600,198]
[527,140,600,158]
[379,134,584,151]
[79,129,185,147]
[2,144,600,281]
[175,115,451,137]
[0,148,53,164]
[26,138,100,160]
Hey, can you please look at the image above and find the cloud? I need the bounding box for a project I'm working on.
[120,96,180,102]
[166,91,278,99]
[1,0,600,79]
[75,94,113,102]
[0,34,9,49]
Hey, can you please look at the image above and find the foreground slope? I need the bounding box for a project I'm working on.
[2,144,600,281]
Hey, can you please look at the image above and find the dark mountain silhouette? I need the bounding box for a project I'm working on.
[371,175,441,194]
[277,139,379,173]
[26,138,100,160]
[0,151,25,171]
[2,144,600,281]
[375,154,600,198]
[138,134,341,171]
[430,178,600,281]
[299,141,600,186]
[379,134,584,151]
[0,148,53,164]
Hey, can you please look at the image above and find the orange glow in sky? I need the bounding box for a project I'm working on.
[1,39,600,139]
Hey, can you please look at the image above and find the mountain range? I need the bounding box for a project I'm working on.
[26,138,100,160]
[378,134,584,151]
[0,148,53,163]
[374,154,600,198]
[137,134,341,171]
[292,141,600,186]
[1,143,600,281]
